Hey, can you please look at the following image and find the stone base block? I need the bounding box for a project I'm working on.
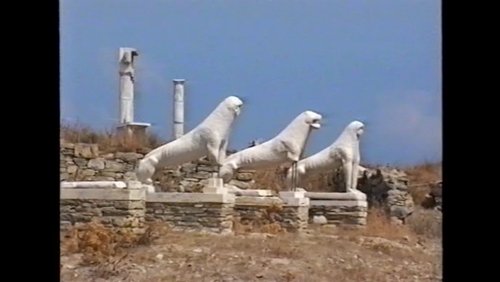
[234,189,274,197]
[235,196,283,206]
[146,192,235,203]
[203,186,229,194]
[279,190,306,199]
[60,181,127,189]
[307,192,368,227]
[306,191,367,200]
[146,192,234,234]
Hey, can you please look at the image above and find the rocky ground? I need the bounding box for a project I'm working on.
[60,219,442,282]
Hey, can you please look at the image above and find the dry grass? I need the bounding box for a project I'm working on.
[406,208,442,239]
[60,221,173,280]
[329,206,441,241]
[409,185,431,207]
[251,166,287,192]
[403,162,442,206]
[404,162,442,184]
[301,170,340,192]
[251,164,340,192]
[61,219,441,282]
[60,121,163,152]
[362,208,413,239]
[336,208,414,241]
[339,207,442,240]
[60,220,163,265]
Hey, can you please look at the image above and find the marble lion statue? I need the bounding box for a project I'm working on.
[285,120,365,192]
[136,96,243,184]
[219,110,322,184]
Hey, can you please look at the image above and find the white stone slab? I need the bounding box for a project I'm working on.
[235,189,274,197]
[60,181,127,189]
[281,197,310,206]
[125,180,144,189]
[203,186,229,194]
[203,177,226,193]
[306,191,366,201]
[321,211,368,217]
[279,190,306,199]
[146,192,235,204]
[310,200,368,208]
[235,196,283,206]
[60,188,145,200]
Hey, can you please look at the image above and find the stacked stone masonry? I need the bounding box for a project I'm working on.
[234,196,283,225]
[357,167,415,224]
[145,193,234,234]
[60,183,368,234]
[307,192,368,226]
[280,206,309,232]
[60,141,256,192]
[233,196,309,232]
[60,187,146,235]
[309,204,367,226]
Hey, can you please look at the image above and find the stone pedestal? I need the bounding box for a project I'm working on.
[145,192,235,234]
[233,196,284,229]
[234,189,274,197]
[278,189,310,232]
[60,182,147,234]
[280,189,310,206]
[126,180,155,193]
[307,190,368,227]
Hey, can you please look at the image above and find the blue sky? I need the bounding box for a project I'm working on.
[60,0,441,166]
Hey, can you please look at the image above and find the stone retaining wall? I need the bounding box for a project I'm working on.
[233,196,310,232]
[60,141,255,192]
[234,196,283,224]
[307,192,368,226]
[60,183,146,234]
[60,181,369,235]
[145,193,235,234]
